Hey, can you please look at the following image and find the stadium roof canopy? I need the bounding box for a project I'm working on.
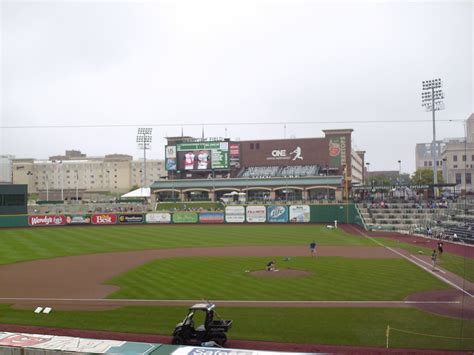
[151,176,343,190]
[121,187,151,198]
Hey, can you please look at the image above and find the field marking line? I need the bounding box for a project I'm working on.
[410,255,446,274]
[361,232,474,298]
[0,297,460,305]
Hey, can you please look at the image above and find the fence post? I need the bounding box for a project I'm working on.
[386,325,390,348]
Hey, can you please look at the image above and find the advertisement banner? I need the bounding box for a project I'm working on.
[289,205,311,223]
[229,143,241,168]
[92,214,117,225]
[329,136,346,167]
[225,206,245,223]
[118,214,144,224]
[28,215,66,226]
[145,212,171,224]
[165,145,177,158]
[172,212,198,223]
[246,206,266,223]
[267,206,288,223]
[166,158,177,171]
[66,215,91,225]
[199,212,225,223]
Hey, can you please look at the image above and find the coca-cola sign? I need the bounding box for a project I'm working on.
[28,215,66,226]
[91,214,117,225]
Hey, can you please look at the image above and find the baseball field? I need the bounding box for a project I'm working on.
[0,224,473,352]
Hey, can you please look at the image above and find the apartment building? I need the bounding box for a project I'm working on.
[0,155,14,183]
[12,150,165,199]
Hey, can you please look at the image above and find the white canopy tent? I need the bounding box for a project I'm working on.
[120,187,151,199]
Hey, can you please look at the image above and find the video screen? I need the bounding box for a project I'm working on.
[178,150,211,170]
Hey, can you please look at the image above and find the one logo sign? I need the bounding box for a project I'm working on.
[92,214,117,225]
[28,215,66,226]
[268,146,303,161]
[290,146,303,160]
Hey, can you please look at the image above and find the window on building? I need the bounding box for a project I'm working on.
[466,173,472,185]
[463,155,467,161]
[256,143,260,149]
[250,143,254,149]
[428,161,432,166]
[424,161,428,167]
[453,155,458,162]
[454,165,458,168]
[456,173,462,184]
[436,161,440,166]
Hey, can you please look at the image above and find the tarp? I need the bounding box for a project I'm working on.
[121,188,151,198]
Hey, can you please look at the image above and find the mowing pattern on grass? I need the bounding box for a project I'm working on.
[106,256,449,301]
[0,225,374,265]
[0,305,473,351]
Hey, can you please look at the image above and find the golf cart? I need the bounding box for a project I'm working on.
[172,303,232,346]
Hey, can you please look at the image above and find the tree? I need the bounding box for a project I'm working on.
[411,168,444,185]
[368,174,391,186]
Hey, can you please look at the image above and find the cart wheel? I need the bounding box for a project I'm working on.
[212,334,227,346]
[172,336,184,345]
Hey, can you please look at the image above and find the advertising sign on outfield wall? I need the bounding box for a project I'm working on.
[92,214,117,225]
[267,206,288,223]
[246,206,266,223]
[225,206,245,223]
[145,212,171,224]
[199,212,224,223]
[172,212,198,223]
[28,215,66,226]
[289,205,310,223]
[66,215,91,224]
[118,214,144,224]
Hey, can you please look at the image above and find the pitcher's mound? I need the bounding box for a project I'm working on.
[249,268,311,277]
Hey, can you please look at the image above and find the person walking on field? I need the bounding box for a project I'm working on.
[431,249,438,270]
[309,240,317,257]
[437,241,444,257]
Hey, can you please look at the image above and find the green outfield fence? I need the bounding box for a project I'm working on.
[0,203,365,229]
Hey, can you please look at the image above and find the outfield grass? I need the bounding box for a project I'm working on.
[106,256,449,300]
[0,304,473,351]
[0,225,374,265]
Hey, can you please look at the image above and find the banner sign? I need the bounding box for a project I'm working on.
[246,206,266,223]
[172,212,198,223]
[289,205,311,223]
[199,212,225,223]
[118,214,144,224]
[229,143,241,168]
[145,212,171,224]
[66,215,91,225]
[329,136,346,167]
[92,214,117,225]
[225,206,245,223]
[267,206,288,223]
[0,332,130,353]
[28,215,66,226]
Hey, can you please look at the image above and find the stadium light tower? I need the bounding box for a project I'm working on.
[422,78,444,197]
[136,128,153,188]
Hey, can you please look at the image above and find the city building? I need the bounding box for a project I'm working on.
[12,150,165,200]
[152,129,365,203]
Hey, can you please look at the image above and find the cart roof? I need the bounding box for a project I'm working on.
[190,303,215,311]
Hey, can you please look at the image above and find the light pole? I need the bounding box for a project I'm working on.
[136,128,153,188]
[75,170,79,203]
[422,78,444,198]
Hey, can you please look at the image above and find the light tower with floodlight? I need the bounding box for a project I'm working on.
[422,78,444,196]
[136,128,153,188]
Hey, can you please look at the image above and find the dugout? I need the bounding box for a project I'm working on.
[0,184,28,215]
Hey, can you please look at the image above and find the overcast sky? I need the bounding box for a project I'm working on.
[1,0,473,173]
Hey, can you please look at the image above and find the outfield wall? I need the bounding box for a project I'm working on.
[0,204,365,229]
